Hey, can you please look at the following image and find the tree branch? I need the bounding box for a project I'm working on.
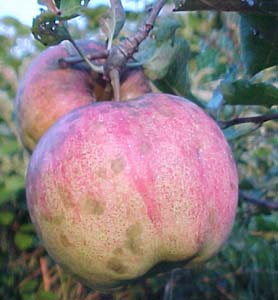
[58,0,166,84]
[58,49,109,68]
[219,113,278,129]
[40,257,51,291]
[104,0,167,76]
[173,0,278,15]
[240,192,278,211]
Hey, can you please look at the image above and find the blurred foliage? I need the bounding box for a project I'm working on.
[174,0,278,15]
[240,14,278,76]
[0,2,277,300]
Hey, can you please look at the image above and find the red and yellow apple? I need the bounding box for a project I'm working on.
[26,93,238,289]
[15,40,151,151]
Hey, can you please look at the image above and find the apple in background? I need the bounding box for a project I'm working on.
[15,40,151,152]
[26,93,238,290]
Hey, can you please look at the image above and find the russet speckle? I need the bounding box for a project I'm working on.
[125,223,143,255]
[107,257,127,274]
[111,157,126,174]
[60,233,73,247]
[113,247,124,256]
[139,142,152,154]
[57,186,74,209]
[41,212,64,225]
[82,197,105,215]
[96,168,108,179]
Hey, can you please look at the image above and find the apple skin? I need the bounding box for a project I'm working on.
[26,93,238,289]
[15,40,151,152]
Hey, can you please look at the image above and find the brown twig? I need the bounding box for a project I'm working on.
[173,0,278,15]
[75,282,84,300]
[84,292,102,300]
[104,0,167,76]
[203,267,278,285]
[11,246,45,266]
[40,257,51,291]
[58,50,109,68]
[220,113,278,129]
[216,284,236,300]
[68,38,104,73]
[59,0,166,76]
[40,0,61,14]
[18,269,41,288]
[240,192,278,211]
[57,0,166,101]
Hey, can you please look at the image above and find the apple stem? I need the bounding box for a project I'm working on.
[219,113,278,129]
[102,0,166,100]
[58,0,167,99]
[58,50,109,68]
[109,69,121,101]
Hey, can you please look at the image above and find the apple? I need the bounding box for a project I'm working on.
[26,93,238,289]
[15,40,151,152]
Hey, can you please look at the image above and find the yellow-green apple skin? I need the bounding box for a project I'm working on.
[15,40,151,152]
[26,93,238,289]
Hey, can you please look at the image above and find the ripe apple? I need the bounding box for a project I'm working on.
[15,40,151,152]
[26,93,238,289]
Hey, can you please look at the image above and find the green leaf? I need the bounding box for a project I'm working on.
[223,125,260,140]
[240,14,278,75]
[59,0,87,19]
[134,17,181,67]
[36,291,59,300]
[174,0,278,15]
[220,79,278,107]
[239,178,255,190]
[255,214,278,231]
[152,17,181,44]
[143,40,179,80]
[38,0,60,14]
[14,232,34,250]
[1,16,30,36]
[133,39,156,65]
[22,295,35,300]
[99,1,126,47]
[139,17,183,79]
[39,0,91,19]
[32,11,71,46]
[19,279,37,294]
[0,212,14,226]
[0,140,20,156]
[81,5,107,29]
[20,223,35,233]
[0,175,25,206]
[208,65,238,115]
[135,17,199,102]
[153,38,191,98]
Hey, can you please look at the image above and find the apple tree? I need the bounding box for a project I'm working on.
[0,0,277,299]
